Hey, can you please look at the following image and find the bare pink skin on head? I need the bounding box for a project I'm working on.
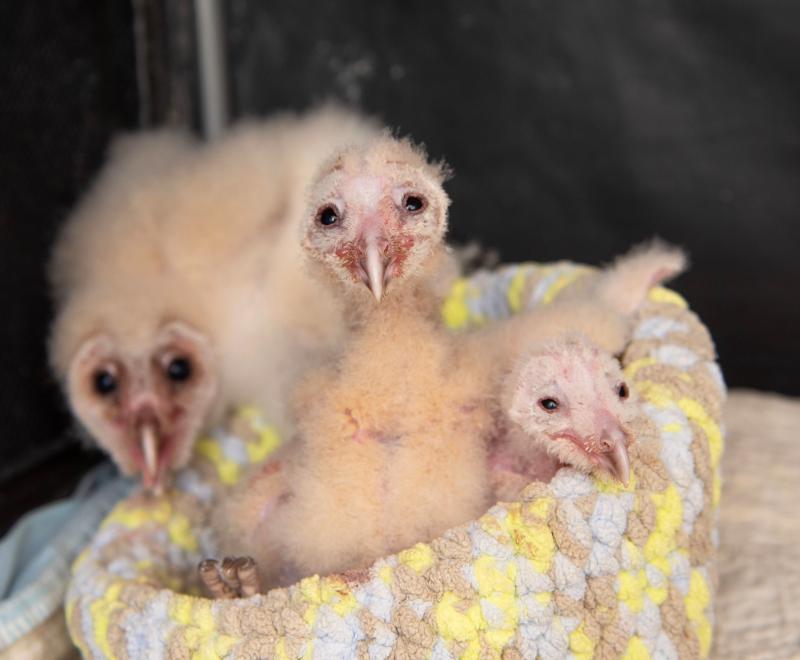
[500,334,639,492]
[301,135,450,303]
[67,321,217,492]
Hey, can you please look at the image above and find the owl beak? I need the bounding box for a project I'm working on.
[140,423,160,489]
[133,406,165,494]
[595,434,631,486]
[363,238,385,302]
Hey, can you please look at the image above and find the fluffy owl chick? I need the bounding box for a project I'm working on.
[481,243,685,500]
[493,335,644,500]
[49,107,379,491]
[207,135,490,591]
[49,133,211,491]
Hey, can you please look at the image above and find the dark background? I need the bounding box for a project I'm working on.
[1,0,798,530]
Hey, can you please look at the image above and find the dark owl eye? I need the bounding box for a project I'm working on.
[617,382,629,400]
[93,370,117,396]
[317,205,339,226]
[402,194,426,214]
[166,357,192,382]
[538,398,560,412]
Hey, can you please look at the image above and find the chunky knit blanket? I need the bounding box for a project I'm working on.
[66,262,724,659]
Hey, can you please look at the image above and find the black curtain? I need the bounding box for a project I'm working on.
[0,2,139,528]
[225,0,800,395]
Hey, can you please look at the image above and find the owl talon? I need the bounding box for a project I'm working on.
[199,556,261,598]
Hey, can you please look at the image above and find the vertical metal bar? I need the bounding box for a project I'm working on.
[194,0,228,139]
[131,0,153,127]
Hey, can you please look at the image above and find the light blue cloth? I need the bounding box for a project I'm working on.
[0,462,132,649]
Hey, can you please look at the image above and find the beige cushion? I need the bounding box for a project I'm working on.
[714,389,800,659]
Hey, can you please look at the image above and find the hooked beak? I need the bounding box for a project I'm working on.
[593,433,631,485]
[360,237,389,302]
[135,415,164,495]
[555,426,631,485]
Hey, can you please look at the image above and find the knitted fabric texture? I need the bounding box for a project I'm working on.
[66,262,725,659]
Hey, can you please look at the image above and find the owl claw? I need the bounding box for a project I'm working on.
[199,556,261,598]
